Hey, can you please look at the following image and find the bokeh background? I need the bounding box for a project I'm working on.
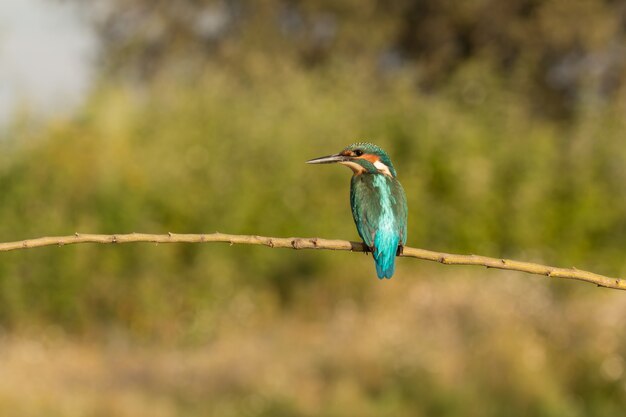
[1,0,626,415]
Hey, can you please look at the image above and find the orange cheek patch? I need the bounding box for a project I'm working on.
[359,154,380,163]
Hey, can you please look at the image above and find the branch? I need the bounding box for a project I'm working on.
[0,232,624,291]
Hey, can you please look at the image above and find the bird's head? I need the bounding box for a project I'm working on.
[306,142,397,177]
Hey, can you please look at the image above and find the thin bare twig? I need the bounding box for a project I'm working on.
[0,232,624,290]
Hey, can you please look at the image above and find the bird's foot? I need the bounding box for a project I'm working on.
[396,244,404,256]
[362,243,373,256]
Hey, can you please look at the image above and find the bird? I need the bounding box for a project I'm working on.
[307,143,408,279]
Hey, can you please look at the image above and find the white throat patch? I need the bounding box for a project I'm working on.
[340,160,366,174]
[374,160,392,176]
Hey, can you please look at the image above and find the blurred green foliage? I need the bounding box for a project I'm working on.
[1,61,626,332]
[1,1,626,415]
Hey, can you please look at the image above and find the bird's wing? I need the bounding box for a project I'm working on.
[350,175,380,249]
[391,179,408,246]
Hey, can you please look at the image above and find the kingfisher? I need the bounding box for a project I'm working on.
[307,143,408,279]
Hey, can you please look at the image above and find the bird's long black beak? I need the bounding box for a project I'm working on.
[306,153,348,164]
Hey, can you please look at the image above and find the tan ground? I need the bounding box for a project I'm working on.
[1,271,624,417]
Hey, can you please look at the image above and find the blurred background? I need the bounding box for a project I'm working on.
[1,0,626,415]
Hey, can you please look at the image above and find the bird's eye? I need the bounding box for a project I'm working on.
[354,150,364,156]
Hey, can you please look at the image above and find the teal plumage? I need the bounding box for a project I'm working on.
[307,143,408,279]
[351,172,407,278]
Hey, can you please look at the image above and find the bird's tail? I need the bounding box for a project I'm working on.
[373,234,400,279]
